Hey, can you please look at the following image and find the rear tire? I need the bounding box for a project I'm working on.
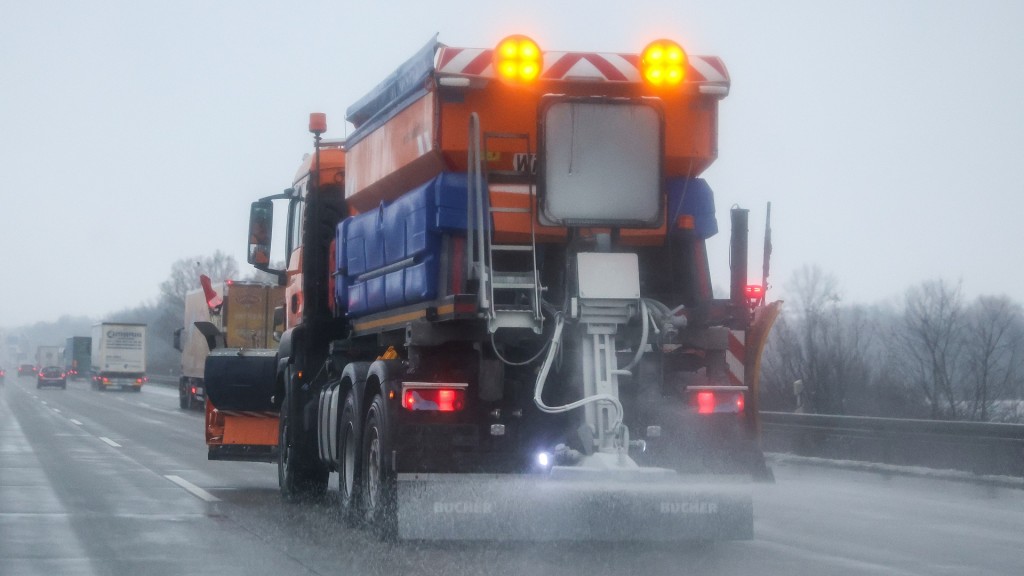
[278,395,328,501]
[179,383,189,409]
[337,391,362,525]
[361,394,396,539]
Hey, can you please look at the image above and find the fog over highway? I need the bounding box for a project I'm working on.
[3,375,1021,576]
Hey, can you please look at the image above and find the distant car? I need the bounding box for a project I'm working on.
[18,364,37,377]
[0,367,5,382]
[37,366,67,390]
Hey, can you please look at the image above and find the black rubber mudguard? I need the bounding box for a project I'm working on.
[204,348,277,412]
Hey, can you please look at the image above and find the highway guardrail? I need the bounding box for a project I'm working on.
[760,411,1024,478]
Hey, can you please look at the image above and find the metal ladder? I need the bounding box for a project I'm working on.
[467,113,543,334]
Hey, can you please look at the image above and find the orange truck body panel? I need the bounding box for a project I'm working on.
[341,47,724,253]
[205,400,279,447]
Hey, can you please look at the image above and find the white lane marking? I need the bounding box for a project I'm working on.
[143,386,179,398]
[41,401,48,405]
[164,475,221,502]
[52,408,61,413]
[138,402,150,408]
[99,436,122,448]
[70,419,83,426]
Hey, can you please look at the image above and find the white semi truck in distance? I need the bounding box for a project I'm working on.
[91,323,147,391]
[35,345,61,370]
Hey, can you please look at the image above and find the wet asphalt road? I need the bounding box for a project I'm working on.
[2,374,1023,576]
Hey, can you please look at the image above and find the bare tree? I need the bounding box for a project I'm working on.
[158,251,239,314]
[961,295,1024,421]
[760,265,874,414]
[892,279,965,419]
[151,251,239,374]
[241,260,286,286]
[862,307,927,418]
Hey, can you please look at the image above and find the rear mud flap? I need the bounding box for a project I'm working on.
[397,472,753,542]
[205,348,277,411]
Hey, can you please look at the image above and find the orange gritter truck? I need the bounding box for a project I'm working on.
[206,35,780,541]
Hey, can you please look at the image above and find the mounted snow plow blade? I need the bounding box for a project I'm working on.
[397,470,753,542]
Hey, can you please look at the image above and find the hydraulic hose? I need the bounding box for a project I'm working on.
[532,313,624,432]
[620,299,650,374]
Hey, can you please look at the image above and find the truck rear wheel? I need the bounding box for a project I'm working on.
[179,380,191,409]
[278,396,328,501]
[337,391,362,525]
[361,394,396,539]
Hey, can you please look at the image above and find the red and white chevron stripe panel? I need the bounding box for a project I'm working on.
[436,47,729,87]
[726,330,745,386]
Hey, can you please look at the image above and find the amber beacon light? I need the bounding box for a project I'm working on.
[494,35,543,83]
[641,39,687,87]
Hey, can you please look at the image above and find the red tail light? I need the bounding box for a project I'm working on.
[689,387,746,415]
[696,391,716,414]
[401,385,466,412]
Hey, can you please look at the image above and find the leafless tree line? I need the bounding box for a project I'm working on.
[761,265,1024,422]
[7,251,264,375]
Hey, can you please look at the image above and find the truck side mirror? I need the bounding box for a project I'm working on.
[248,201,274,266]
[173,328,183,352]
[272,305,285,342]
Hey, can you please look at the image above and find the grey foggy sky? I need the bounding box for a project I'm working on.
[2,0,1023,327]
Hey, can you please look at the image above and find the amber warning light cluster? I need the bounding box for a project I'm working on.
[494,35,542,83]
[492,35,688,88]
[641,39,687,87]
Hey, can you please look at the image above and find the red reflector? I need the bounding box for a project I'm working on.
[696,391,716,414]
[736,394,745,413]
[191,387,197,394]
[402,388,466,412]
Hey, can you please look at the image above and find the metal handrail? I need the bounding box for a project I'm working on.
[467,113,489,309]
